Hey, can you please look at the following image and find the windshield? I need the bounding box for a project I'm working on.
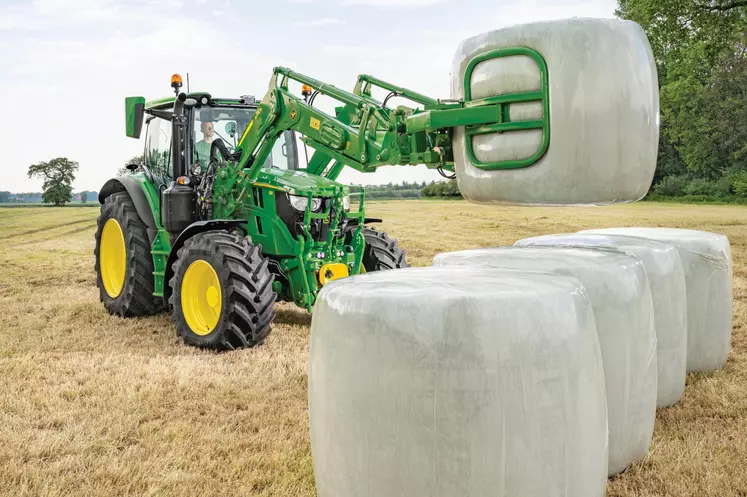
[193,106,297,171]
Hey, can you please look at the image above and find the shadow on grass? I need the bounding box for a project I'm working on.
[275,306,312,326]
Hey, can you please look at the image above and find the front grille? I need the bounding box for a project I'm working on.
[276,193,334,242]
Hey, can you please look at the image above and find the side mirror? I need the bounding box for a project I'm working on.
[225,121,236,137]
[125,96,146,139]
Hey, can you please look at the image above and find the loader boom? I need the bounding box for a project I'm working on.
[231,66,546,183]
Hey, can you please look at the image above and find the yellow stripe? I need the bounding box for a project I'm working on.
[252,182,285,191]
[237,119,254,148]
[238,107,262,148]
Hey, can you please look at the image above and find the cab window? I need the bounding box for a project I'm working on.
[144,115,173,183]
[192,106,298,170]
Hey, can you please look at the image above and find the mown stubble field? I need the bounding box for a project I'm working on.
[1,200,746,496]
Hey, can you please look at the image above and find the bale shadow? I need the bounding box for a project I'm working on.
[274,306,312,326]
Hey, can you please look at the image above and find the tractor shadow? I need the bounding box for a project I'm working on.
[274,305,312,327]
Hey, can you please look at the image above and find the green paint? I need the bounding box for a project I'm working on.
[125,173,171,297]
[462,47,551,170]
[125,96,145,139]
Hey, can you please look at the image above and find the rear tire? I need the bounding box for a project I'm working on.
[360,226,408,271]
[169,231,277,350]
[94,191,163,317]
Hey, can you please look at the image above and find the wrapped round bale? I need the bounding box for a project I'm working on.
[433,247,657,475]
[309,267,608,497]
[581,228,733,373]
[515,233,687,407]
[452,18,659,205]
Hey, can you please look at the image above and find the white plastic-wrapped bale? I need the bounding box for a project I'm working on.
[309,267,608,497]
[452,18,658,205]
[433,247,657,475]
[581,228,733,373]
[515,233,687,407]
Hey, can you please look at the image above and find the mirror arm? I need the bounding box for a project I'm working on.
[125,162,157,185]
[150,109,173,120]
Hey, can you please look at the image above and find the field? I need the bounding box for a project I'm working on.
[1,200,745,496]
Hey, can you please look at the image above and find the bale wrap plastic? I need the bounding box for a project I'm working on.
[515,233,687,407]
[434,247,657,475]
[581,228,733,372]
[309,267,608,497]
[452,18,659,205]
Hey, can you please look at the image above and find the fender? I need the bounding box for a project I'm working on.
[99,176,158,237]
[163,220,245,290]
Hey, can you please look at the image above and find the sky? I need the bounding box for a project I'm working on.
[0,0,617,193]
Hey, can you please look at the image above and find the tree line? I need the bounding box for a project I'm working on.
[618,0,747,200]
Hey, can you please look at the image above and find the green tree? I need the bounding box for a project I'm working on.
[80,191,88,203]
[617,0,747,184]
[27,157,79,206]
[421,180,462,197]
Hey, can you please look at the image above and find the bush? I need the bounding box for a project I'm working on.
[711,175,733,197]
[421,180,462,197]
[733,172,747,197]
[653,175,688,196]
[684,178,715,196]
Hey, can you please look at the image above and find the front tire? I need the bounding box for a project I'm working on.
[169,231,277,350]
[94,191,162,316]
[360,226,408,272]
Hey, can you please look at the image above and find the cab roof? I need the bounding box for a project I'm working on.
[144,94,250,110]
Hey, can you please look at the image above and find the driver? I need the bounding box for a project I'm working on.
[195,120,216,167]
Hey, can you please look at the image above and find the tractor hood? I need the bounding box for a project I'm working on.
[255,168,351,197]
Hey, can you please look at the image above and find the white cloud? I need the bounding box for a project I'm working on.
[294,17,347,27]
[0,0,185,31]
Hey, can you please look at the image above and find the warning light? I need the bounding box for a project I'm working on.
[171,74,183,93]
[301,84,313,96]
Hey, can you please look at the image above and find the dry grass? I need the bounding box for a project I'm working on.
[0,200,745,496]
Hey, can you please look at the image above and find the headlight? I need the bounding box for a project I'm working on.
[289,195,322,212]
[343,195,351,211]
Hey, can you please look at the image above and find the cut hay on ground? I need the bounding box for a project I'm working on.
[0,201,745,496]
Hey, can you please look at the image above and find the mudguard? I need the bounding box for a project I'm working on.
[99,176,158,232]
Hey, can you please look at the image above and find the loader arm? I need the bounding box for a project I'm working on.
[232,65,548,182]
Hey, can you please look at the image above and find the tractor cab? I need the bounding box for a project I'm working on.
[139,97,300,189]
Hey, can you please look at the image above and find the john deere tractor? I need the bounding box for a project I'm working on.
[95,68,516,349]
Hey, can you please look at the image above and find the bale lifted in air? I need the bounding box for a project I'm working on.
[95,17,659,350]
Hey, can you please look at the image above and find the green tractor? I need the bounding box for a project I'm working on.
[95,67,525,349]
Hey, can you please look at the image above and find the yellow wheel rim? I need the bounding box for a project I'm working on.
[100,218,126,298]
[181,260,222,335]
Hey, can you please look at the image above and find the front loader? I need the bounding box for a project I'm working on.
[94,65,547,350]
